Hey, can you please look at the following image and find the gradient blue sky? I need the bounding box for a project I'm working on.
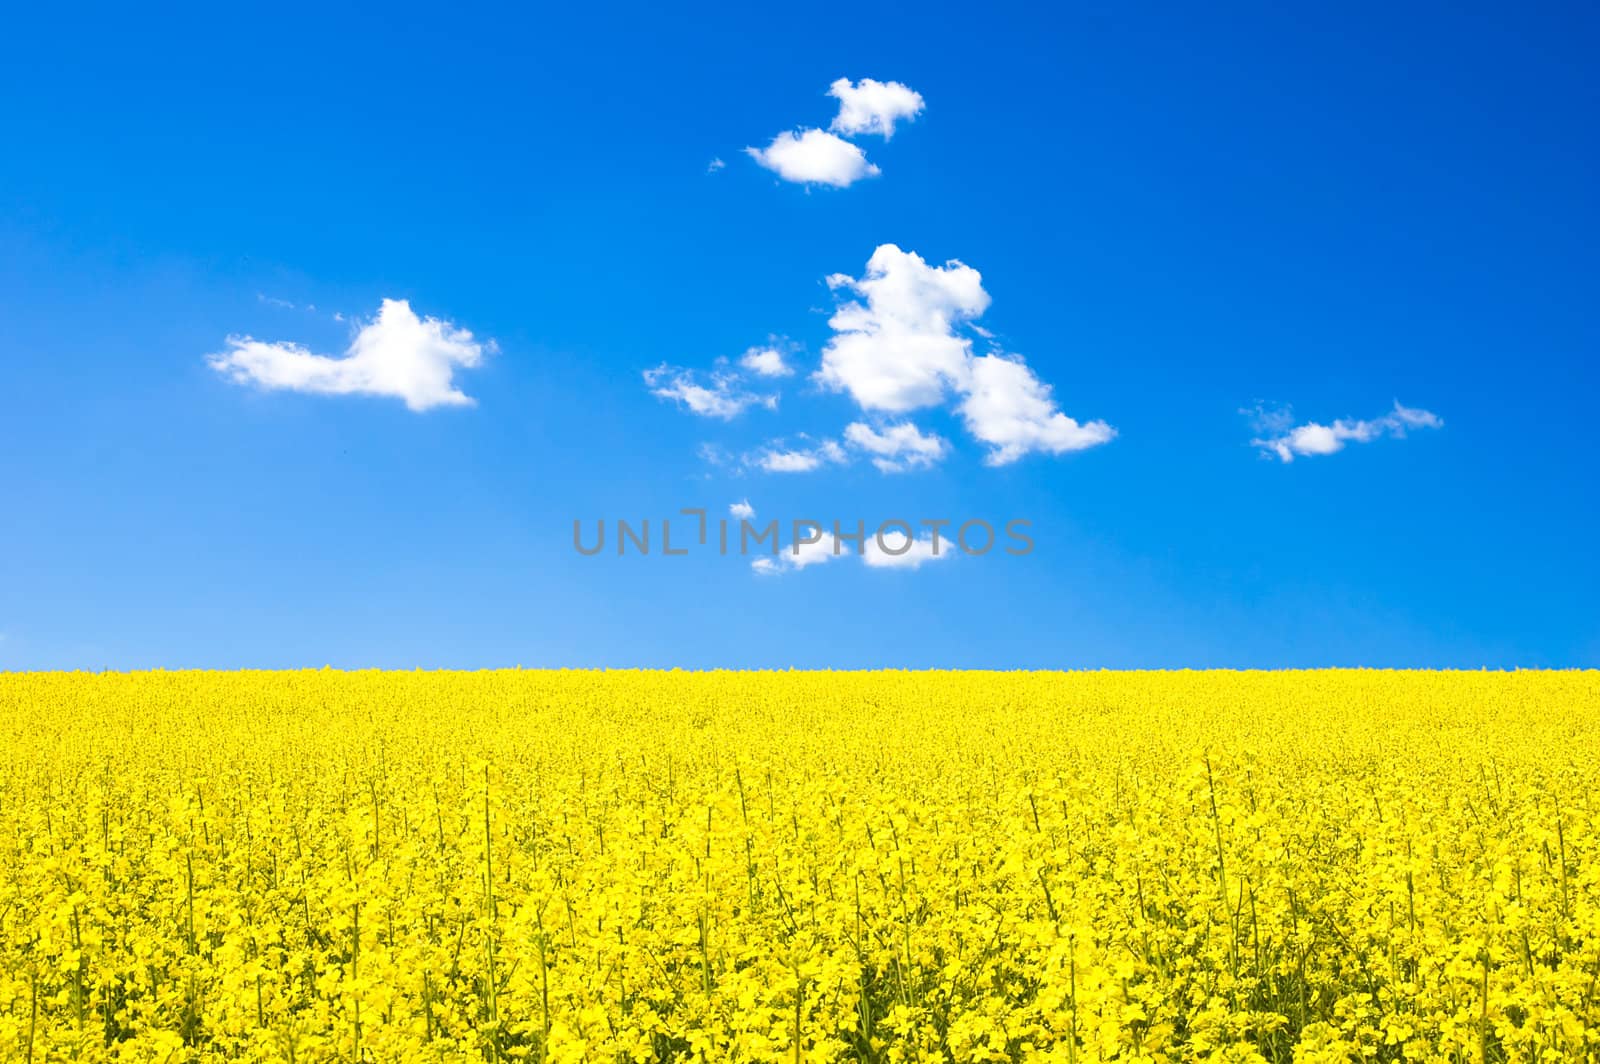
[2,2,1596,669]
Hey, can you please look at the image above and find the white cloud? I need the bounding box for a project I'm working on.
[863,530,950,569]
[960,355,1116,465]
[666,245,1110,471]
[1251,401,1442,462]
[645,365,777,420]
[753,438,848,473]
[813,244,1114,464]
[729,499,755,520]
[843,421,949,472]
[697,442,737,470]
[816,244,987,412]
[740,341,797,378]
[208,298,490,412]
[745,78,921,190]
[707,157,726,173]
[828,77,925,140]
[746,129,880,187]
[753,525,952,574]
[751,533,838,574]
[1390,403,1444,431]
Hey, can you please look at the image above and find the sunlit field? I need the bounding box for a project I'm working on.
[2,670,1597,1062]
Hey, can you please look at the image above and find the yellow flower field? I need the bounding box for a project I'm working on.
[1,670,1597,1062]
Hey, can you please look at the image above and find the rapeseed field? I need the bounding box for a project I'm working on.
[1,669,1596,1062]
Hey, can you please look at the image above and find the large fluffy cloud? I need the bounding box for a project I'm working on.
[815,245,987,412]
[815,245,1114,464]
[207,299,489,411]
[1251,401,1442,462]
[746,129,880,187]
[828,78,925,139]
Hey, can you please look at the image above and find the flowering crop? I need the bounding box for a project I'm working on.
[1,669,1597,1061]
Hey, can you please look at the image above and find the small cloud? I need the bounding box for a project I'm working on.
[752,533,837,574]
[209,298,489,412]
[645,364,777,420]
[1250,400,1442,462]
[729,499,755,520]
[843,420,949,472]
[1241,402,1295,438]
[828,77,925,140]
[863,530,950,569]
[752,437,848,473]
[753,525,952,574]
[707,157,726,173]
[698,442,735,468]
[740,340,798,378]
[746,129,880,187]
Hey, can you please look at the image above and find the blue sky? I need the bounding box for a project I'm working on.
[2,2,1595,669]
